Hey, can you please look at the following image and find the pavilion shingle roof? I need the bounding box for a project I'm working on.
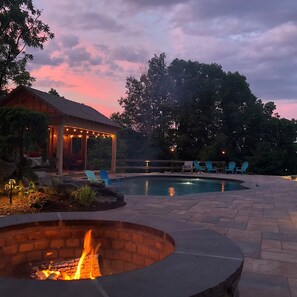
[25,86,120,128]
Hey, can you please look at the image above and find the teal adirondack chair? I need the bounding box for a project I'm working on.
[99,170,120,186]
[193,161,206,173]
[236,162,249,174]
[205,161,217,173]
[85,170,102,183]
[225,161,236,174]
[99,170,112,186]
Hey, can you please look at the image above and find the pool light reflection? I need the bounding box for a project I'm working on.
[168,187,175,196]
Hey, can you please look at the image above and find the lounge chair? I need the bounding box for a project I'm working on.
[99,170,112,186]
[205,161,217,173]
[182,161,193,173]
[99,170,120,186]
[236,162,249,174]
[193,161,206,173]
[225,161,236,174]
[85,170,102,183]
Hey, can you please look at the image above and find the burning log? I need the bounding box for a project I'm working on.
[31,230,102,280]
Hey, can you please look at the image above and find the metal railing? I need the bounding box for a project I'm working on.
[116,159,226,173]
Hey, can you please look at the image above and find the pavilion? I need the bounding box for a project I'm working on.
[0,85,120,175]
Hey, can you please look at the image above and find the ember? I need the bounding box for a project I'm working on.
[32,230,102,280]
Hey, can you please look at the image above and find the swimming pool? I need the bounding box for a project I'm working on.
[115,176,245,196]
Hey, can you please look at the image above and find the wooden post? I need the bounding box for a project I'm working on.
[56,125,64,175]
[83,134,88,170]
[111,134,117,173]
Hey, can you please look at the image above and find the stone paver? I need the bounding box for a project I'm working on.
[111,173,297,297]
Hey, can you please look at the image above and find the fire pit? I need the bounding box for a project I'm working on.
[0,220,174,280]
[0,212,243,297]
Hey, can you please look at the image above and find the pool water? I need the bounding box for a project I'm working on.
[115,176,245,196]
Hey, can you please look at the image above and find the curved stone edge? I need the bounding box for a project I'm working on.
[0,212,244,297]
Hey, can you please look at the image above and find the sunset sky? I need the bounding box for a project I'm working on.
[30,0,297,120]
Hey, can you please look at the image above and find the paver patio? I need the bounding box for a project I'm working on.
[1,173,296,296]
[106,173,297,297]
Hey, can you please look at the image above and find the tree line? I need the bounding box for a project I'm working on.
[111,53,297,175]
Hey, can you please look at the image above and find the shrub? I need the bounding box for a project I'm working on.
[71,185,96,207]
[28,192,47,208]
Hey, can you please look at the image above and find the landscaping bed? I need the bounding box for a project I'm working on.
[0,175,125,216]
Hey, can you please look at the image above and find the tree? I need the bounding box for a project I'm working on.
[0,107,48,178]
[0,0,54,99]
[112,53,175,159]
[48,88,60,96]
[250,116,297,175]
[217,71,262,160]
[168,59,225,159]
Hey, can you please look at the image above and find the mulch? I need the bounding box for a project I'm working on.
[0,195,36,216]
[0,194,126,216]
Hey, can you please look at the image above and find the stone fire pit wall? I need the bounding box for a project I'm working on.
[0,213,244,297]
[0,220,174,278]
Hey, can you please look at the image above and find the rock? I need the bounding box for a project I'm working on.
[36,172,53,187]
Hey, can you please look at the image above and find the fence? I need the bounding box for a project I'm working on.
[116,159,226,173]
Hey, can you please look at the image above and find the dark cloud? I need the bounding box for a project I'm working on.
[61,35,79,48]
[29,37,103,72]
[112,46,149,63]
[122,0,190,7]
[193,0,295,23]
[34,78,76,89]
[77,12,124,31]
[66,47,103,67]
[28,46,64,68]
[174,0,297,35]
[55,11,125,32]
[32,52,64,66]
[95,44,110,52]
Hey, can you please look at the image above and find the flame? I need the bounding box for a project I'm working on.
[74,230,93,279]
[39,229,101,280]
[40,269,61,279]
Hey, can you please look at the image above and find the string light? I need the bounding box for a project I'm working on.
[60,128,113,139]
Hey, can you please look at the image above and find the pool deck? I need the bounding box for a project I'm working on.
[2,172,297,296]
[105,173,297,297]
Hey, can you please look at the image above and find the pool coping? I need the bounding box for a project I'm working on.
[0,212,244,297]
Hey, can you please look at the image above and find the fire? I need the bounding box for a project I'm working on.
[38,230,101,280]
